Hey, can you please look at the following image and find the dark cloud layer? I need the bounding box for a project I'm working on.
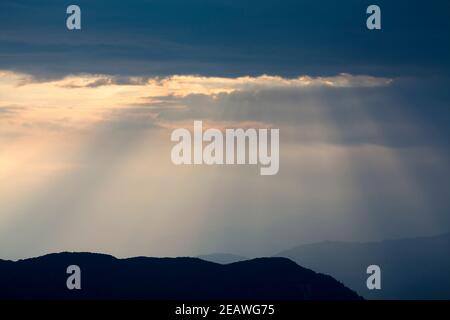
[1,0,450,78]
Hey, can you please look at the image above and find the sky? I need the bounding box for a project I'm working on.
[1,0,450,260]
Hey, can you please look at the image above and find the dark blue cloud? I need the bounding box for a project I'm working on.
[1,0,449,147]
[1,0,449,78]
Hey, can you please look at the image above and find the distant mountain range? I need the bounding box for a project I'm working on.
[276,232,450,299]
[0,253,361,300]
[2,233,449,300]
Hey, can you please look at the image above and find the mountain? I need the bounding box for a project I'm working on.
[197,253,248,264]
[0,253,361,300]
[276,232,450,300]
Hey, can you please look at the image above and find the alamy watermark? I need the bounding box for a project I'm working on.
[367,5,381,30]
[366,265,382,290]
[170,121,280,176]
[66,4,380,31]
[66,265,81,290]
[66,5,81,30]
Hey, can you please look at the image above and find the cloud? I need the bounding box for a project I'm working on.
[24,72,393,90]
[0,70,399,144]
[1,0,449,79]
[3,70,448,148]
[0,106,24,116]
[60,75,153,88]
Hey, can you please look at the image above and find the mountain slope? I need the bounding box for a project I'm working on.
[197,253,247,264]
[276,233,450,299]
[0,253,361,300]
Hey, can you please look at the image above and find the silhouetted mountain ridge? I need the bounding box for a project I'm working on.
[197,253,247,264]
[0,252,361,300]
